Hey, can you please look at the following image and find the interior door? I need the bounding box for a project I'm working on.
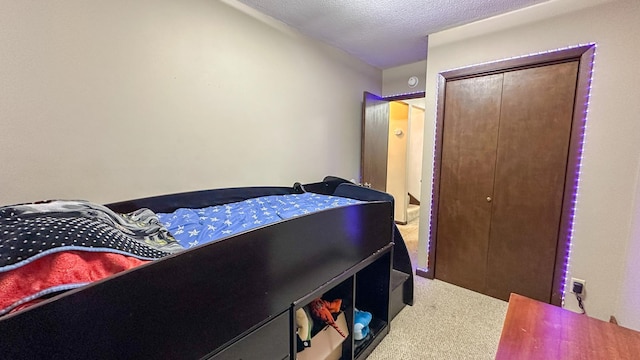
[485,61,579,302]
[434,74,504,293]
[361,92,390,191]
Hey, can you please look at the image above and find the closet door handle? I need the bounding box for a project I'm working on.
[486,196,492,203]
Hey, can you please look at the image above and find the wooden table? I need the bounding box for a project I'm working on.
[496,293,640,359]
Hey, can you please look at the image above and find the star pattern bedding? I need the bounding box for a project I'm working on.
[157,193,363,249]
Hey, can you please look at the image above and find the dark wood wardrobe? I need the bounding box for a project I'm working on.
[425,45,595,305]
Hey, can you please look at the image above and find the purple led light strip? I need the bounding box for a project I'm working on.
[560,44,597,304]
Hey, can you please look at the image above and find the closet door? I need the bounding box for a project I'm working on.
[434,74,503,293]
[485,61,579,302]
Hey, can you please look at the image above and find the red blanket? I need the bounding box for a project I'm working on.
[0,250,149,315]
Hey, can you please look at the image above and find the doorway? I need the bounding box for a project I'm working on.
[361,91,425,269]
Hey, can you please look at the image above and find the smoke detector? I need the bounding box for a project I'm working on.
[408,76,419,88]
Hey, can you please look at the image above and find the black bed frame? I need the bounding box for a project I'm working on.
[0,176,413,359]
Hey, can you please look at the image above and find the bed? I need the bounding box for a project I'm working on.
[0,176,414,359]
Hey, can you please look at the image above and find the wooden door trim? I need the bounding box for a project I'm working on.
[383,92,426,102]
[360,92,372,184]
[422,44,596,307]
[551,45,596,305]
[440,45,592,81]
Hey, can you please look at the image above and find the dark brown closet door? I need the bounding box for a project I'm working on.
[435,74,503,293]
[485,61,579,302]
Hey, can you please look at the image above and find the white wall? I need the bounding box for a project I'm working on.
[617,160,640,327]
[0,0,381,205]
[382,60,427,97]
[418,0,640,327]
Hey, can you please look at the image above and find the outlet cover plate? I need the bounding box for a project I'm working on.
[570,277,586,294]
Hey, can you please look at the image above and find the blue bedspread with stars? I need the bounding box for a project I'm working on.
[157,193,362,249]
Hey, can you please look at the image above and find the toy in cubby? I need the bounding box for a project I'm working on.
[296,297,347,352]
[309,298,347,338]
[353,308,373,341]
[295,307,314,350]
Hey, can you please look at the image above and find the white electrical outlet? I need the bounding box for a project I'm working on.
[570,277,586,294]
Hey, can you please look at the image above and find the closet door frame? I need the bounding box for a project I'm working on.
[420,44,596,306]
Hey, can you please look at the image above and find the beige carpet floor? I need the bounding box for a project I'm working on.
[368,215,509,359]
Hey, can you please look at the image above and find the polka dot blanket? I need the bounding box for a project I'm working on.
[0,200,181,273]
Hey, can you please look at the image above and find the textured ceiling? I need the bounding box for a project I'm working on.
[236,0,550,69]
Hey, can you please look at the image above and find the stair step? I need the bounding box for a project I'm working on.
[406,204,420,223]
[390,271,410,320]
[391,269,410,291]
